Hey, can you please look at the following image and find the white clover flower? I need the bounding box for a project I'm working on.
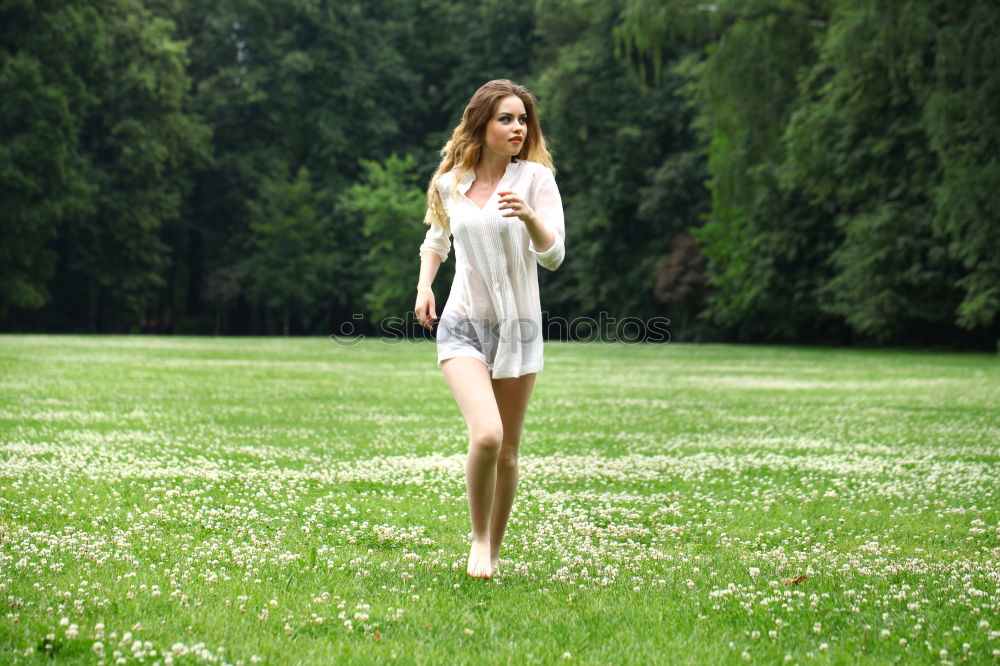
[881,629,890,639]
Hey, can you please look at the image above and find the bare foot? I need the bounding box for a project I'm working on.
[467,540,493,578]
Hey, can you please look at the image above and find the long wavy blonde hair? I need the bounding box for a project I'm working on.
[425,79,553,231]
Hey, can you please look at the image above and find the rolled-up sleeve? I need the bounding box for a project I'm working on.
[419,220,451,262]
[527,167,565,271]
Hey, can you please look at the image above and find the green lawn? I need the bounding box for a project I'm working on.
[1,335,998,665]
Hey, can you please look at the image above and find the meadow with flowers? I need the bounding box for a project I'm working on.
[1,335,998,664]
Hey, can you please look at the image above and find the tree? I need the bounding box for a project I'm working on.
[171,0,432,333]
[340,154,441,329]
[782,1,967,342]
[921,0,1000,329]
[654,234,709,340]
[631,0,840,341]
[0,0,98,321]
[59,0,209,332]
[236,166,335,335]
[619,0,1000,344]
[535,0,707,325]
[201,266,240,335]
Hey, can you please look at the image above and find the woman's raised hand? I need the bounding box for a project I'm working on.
[497,191,536,225]
[414,287,437,332]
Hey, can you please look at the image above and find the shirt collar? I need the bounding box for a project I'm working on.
[457,159,519,196]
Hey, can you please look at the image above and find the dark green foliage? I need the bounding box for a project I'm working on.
[3,0,997,346]
[637,1,841,341]
[783,1,961,341]
[236,166,333,335]
[69,0,210,331]
[2,0,209,331]
[921,1,1000,329]
[535,0,707,323]
[158,0,537,335]
[0,1,98,317]
[619,0,1000,345]
[339,154,442,327]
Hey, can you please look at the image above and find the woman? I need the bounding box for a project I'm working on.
[413,80,565,579]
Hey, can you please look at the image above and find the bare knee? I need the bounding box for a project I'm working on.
[469,423,503,456]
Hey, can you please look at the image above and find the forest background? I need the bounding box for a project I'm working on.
[2,0,997,348]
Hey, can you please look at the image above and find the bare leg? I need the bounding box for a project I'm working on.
[488,372,536,573]
[441,356,503,578]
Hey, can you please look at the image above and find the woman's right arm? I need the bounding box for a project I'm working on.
[415,218,450,331]
[414,251,442,331]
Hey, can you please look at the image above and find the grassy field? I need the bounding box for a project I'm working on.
[1,335,998,665]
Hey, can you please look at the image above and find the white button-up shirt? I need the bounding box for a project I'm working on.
[419,159,565,378]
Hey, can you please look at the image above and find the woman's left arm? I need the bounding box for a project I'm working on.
[519,212,555,254]
[497,168,565,271]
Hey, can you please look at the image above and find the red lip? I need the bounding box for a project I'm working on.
[510,137,522,143]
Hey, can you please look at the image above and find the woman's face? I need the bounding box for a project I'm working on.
[482,95,527,159]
